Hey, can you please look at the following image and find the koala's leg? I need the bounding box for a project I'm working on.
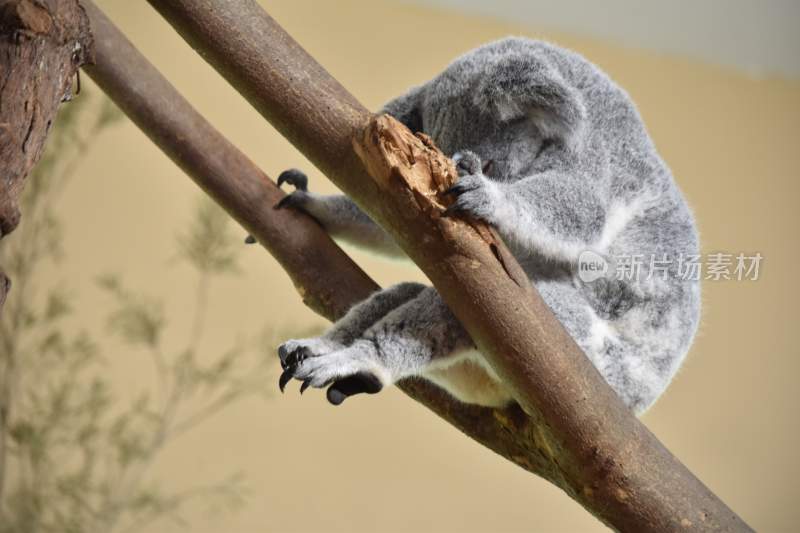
[273,169,404,258]
[278,282,426,366]
[424,357,513,407]
[278,285,474,405]
[498,171,613,263]
[536,279,687,414]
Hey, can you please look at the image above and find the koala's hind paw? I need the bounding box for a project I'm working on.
[277,341,388,405]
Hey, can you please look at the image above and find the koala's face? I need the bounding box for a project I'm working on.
[384,38,583,181]
[418,58,546,181]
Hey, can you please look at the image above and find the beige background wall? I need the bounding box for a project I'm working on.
[40,0,800,530]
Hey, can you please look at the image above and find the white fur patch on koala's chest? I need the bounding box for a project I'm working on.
[588,314,619,353]
[596,196,647,252]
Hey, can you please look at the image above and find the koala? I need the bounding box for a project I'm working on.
[269,37,701,414]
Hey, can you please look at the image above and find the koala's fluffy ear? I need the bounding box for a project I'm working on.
[476,56,587,148]
[380,84,425,134]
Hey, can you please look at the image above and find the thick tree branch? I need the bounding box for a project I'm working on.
[83,1,749,531]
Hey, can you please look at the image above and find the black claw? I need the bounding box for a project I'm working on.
[244,234,257,244]
[443,185,459,197]
[454,151,482,176]
[300,379,312,394]
[278,366,295,393]
[277,169,309,192]
[326,372,383,406]
[442,204,460,218]
[278,345,289,367]
[274,194,295,210]
[443,182,477,197]
[284,346,313,368]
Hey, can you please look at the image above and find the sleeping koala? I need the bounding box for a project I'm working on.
[270,37,701,413]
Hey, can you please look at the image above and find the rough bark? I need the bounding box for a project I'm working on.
[85,1,750,531]
[0,0,92,301]
[0,0,92,503]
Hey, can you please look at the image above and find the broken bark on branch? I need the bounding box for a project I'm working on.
[83,0,749,530]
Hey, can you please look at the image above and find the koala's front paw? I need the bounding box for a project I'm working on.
[443,152,501,221]
[274,168,310,210]
[277,340,387,405]
[246,169,311,244]
[453,150,482,176]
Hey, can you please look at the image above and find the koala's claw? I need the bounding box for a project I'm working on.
[275,191,307,210]
[279,345,313,369]
[275,168,310,210]
[453,150,482,176]
[444,180,481,197]
[278,364,296,393]
[278,338,341,369]
[275,340,386,404]
[276,168,309,191]
[441,172,496,221]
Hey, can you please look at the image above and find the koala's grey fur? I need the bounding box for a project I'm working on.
[275,37,701,413]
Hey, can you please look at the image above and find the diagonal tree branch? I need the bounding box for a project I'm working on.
[82,1,750,531]
[79,0,545,490]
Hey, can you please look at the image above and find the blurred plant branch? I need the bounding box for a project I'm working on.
[0,90,287,532]
[0,2,294,532]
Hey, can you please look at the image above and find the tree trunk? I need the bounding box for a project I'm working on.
[0,0,93,504]
[0,0,92,306]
